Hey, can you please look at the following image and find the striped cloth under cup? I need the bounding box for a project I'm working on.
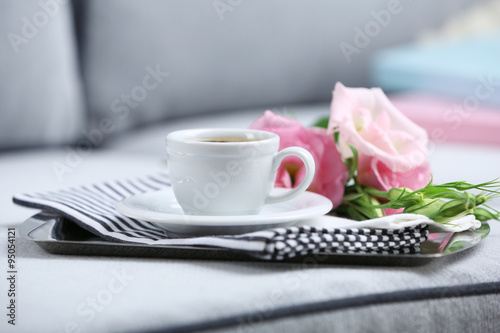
[13,173,429,260]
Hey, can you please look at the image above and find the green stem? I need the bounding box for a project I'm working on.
[363,187,390,199]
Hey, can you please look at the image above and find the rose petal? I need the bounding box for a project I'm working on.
[357,155,432,192]
[328,82,429,173]
[250,111,348,208]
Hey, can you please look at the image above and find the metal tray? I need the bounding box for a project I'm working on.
[19,213,490,266]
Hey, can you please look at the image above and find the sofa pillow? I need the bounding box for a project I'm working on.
[0,0,85,150]
[80,0,476,132]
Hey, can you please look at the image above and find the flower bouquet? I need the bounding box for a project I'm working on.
[250,82,499,229]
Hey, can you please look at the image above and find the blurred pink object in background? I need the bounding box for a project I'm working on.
[390,93,500,146]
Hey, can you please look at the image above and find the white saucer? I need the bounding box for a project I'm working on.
[115,187,333,237]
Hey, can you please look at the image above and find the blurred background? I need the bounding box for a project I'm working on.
[1,0,499,152]
[2,3,500,332]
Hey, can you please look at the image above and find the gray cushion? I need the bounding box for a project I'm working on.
[81,0,476,132]
[0,0,85,149]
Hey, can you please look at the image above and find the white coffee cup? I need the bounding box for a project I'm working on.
[166,128,315,215]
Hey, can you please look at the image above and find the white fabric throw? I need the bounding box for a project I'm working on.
[306,214,481,233]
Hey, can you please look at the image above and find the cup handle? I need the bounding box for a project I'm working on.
[265,147,315,205]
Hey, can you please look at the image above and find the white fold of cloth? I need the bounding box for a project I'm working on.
[305,213,481,233]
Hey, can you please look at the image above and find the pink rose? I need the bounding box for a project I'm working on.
[250,110,348,208]
[357,154,431,191]
[328,82,431,191]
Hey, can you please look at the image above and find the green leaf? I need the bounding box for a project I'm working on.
[473,207,499,221]
[312,116,330,128]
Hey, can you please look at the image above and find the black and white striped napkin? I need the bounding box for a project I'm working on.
[13,173,429,260]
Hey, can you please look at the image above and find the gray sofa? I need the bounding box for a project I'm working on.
[2,1,500,332]
[0,0,482,149]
